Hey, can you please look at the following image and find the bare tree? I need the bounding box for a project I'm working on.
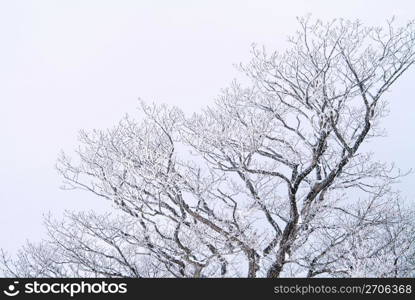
[2,17,415,278]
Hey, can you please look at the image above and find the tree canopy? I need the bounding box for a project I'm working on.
[2,17,415,278]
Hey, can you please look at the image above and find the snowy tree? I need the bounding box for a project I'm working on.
[2,17,415,278]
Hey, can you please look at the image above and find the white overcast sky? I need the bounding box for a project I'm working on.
[1,0,414,253]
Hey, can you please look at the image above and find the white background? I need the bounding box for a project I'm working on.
[1,0,414,253]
